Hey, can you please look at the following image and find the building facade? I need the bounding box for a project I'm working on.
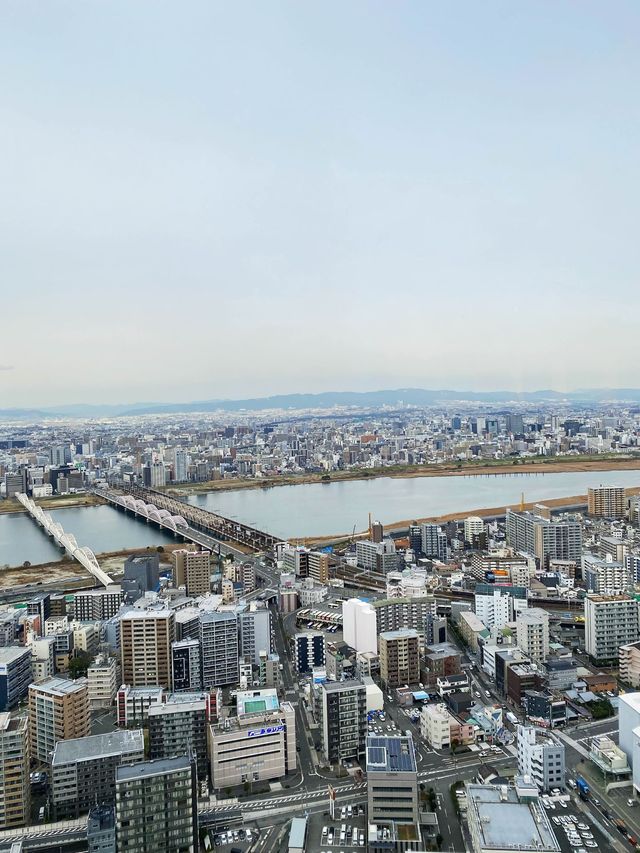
[29,676,90,764]
[585,594,640,664]
[319,679,367,764]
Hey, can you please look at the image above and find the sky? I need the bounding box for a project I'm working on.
[1,1,640,408]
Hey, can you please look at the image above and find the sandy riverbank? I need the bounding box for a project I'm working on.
[164,455,640,497]
[300,486,640,547]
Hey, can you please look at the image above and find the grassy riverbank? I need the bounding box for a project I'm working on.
[163,453,640,497]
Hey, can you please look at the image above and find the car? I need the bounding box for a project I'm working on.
[628,798,636,807]
[559,800,568,808]
[542,801,551,809]
[584,843,597,849]
[552,817,561,825]
[246,831,253,841]
[593,798,601,806]
[322,827,328,838]
[327,832,333,845]
[577,824,589,831]
[581,833,593,839]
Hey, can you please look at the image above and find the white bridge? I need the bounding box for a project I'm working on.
[15,493,114,587]
[107,492,190,534]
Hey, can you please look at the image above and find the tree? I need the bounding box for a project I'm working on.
[68,651,92,679]
[22,561,31,568]
[156,545,164,553]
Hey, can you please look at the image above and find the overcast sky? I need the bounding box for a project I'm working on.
[1,1,639,407]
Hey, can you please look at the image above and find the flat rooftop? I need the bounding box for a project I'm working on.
[237,689,280,716]
[116,755,191,783]
[467,784,559,852]
[29,676,87,696]
[366,735,417,773]
[52,729,144,765]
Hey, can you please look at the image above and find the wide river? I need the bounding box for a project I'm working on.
[2,468,640,567]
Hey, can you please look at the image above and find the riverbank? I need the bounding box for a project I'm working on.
[301,485,640,547]
[164,454,640,497]
[0,493,106,515]
[0,543,186,590]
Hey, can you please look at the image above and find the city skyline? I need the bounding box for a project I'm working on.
[2,1,640,406]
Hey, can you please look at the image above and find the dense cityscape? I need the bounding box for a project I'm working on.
[3,1,639,851]
[0,402,640,852]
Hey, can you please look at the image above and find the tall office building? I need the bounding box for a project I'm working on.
[366,735,419,825]
[172,639,202,692]
[506,509,582,566]
[515,608,550,664]
[200,611,239,687]
[516,725,565,792]
[585,593,640,664]
[463,516,485,546]
[172,550,211,597]
[51,730,145,818]
[342,599,377,655]
[120,609,175,689]
[148,699,208,781]
[319,679,367,764]
[0,714,30,829]
[379,630,420,688]
[588,485,626,518]
[115,756,198,853]
[29,676,90,764]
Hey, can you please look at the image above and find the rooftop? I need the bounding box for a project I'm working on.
[52,729,144,765]
[366,735,417,773]
[0,646,30,664]
[147,700,206,718]
[288,817,307,850]
[116,755,192,783]
[29,676,87,696]
[466,784,559,852]
[237,689,280,716]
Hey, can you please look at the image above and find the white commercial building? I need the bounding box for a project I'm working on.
[87,654,118,709]
[474,584,528,630]
[516,725,565,792]
[421,703,451,750]
[464,517,485,544]
[619,692,640,793]
[342,599,377,654]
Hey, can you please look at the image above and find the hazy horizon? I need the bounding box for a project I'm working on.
[2,1,640,407]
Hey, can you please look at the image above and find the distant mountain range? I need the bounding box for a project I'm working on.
[3,387,640,420]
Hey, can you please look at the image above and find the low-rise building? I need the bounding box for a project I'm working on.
[209,689,296,789]
[466,783,559,853]
[366,735,419,825]
[87,655,118,709]
[516,725,565,792]
[116,685,164,727]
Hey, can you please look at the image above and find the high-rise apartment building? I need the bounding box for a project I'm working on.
[122,555,160,604]
[29,676,90,764]
[73,586,123,622]
[120,609,175,688]
[588,485,626,518]
[585,593,640,664]
[583,554,631,595]
[51,730,145,818]
[172,550,211,597]
[148,699,208,781]
[173,449,188,482]
[355,539,399,573]
[200,611,239,688]
[282,546,329,583]
[420,524,448,561]
[0,713,29,829]
[171,639,202,692]
[319,679,367,764]
[0,647,32,711]
[294,632,326,673]
[115,756,198,853]
[366,735,419,825]
[379,630,420,688]
[463,516,485,546]
[238,605,272,666]
[506,509,582,566]
[474,584,528,629]
[87,654,118,709]
[515,608,550,664]
[516,725,565,792]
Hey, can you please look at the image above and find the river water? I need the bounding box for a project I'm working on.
[188,468,640,539]
[2,469,640,567]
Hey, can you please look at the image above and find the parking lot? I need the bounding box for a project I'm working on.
[316,803,367,849]
[545,800,609,853]
[208,826,259,850]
